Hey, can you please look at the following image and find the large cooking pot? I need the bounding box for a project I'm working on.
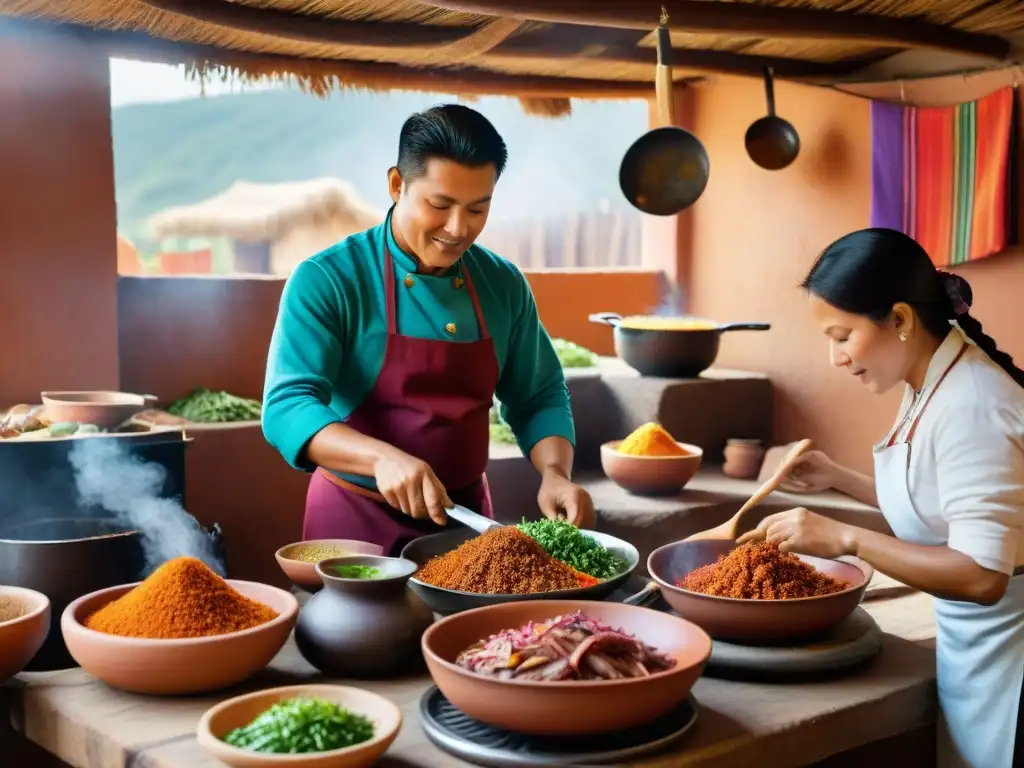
[589,312,771,378]
[0,430,225,670]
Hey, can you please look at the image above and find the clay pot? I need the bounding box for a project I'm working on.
[722,438,765,479]
[295,555,434,679]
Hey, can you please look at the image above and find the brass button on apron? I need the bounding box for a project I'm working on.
[445,322,457,335]
[403,275,415,288]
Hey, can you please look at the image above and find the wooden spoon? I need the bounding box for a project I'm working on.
[684,438,813,542]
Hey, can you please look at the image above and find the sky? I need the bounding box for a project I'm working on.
[109,58,278,107]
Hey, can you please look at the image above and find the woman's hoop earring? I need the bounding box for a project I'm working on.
[898,331,908,342]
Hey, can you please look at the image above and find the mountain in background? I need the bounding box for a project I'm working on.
[110,88,649,245]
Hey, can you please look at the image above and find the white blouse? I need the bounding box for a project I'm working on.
[878,327,1024,575]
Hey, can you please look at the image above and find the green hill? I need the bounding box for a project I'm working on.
[110,89,649,246]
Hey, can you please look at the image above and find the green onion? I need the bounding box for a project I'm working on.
[333,564,382,579]
[223,697,375,754]
[517,519,627,579]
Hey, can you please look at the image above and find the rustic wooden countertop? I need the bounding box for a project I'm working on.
[5,587,937,768]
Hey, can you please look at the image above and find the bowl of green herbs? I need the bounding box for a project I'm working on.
[197,684,401,767]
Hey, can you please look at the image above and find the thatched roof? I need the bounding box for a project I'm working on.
[2,0,1023,115]
[148,177,384,240]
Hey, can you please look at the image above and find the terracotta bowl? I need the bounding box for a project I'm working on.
[600,440,703,496]
[648,539,873,642]
[0,586,51,682]
[40,390,153,428]
[422,599,711,736]
[276,540,385,591]
[197,684,402,768]
[62,580,298,695]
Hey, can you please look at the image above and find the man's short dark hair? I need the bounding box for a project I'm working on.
[396,104,508,181]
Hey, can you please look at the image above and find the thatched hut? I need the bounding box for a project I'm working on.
[147,178,384,276]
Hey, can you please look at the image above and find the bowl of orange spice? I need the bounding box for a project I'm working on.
[601,422,703,496]
[61,556,298,695]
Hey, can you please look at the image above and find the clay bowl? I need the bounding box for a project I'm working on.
[648,539,873,643]
[62,580,298,695]
[197,684,402,768]
[422,599,711,736]
[0,586,51,682]
[40,391,154,429]
[276,540,385,591]
[600,440,703,496]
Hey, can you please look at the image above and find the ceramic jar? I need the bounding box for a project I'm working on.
[722,438,765,479]
[294,555,434,679]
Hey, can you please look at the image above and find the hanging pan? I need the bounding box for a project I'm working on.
[619,13,710,216]
[745,66,800,170]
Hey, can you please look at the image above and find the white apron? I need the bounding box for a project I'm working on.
[873,344,1024,768]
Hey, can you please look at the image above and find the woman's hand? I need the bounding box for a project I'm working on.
[373,449,452,525]
[779,450,838,493]
[736,507,855,560]
[537,471,597,529]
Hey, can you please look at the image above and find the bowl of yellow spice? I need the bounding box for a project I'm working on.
[276,540,385,591]
[601,422,703,496]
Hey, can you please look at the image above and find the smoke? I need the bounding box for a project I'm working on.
[649,282,689,317]
[68,439,224,576]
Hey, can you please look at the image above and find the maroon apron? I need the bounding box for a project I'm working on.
[303,227,499,556]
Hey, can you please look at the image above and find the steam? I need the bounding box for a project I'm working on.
[649,282,689,317]
[68,439,224,576]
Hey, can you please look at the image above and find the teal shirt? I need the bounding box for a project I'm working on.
[262,220,575,485]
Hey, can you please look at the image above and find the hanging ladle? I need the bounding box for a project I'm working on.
[744,66,800,171]
[619,9,710,216]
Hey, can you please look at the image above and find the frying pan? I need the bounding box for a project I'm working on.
[626,539,872,642]
[745,67,800,171]
[619,16,709,216]
[588,312,770,378]
[400,526,639,615]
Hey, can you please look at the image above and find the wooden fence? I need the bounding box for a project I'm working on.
[477,209,643,269]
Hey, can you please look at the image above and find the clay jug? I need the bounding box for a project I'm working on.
[295,555,434,679]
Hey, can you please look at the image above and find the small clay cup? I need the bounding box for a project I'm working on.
[294,556,434,679]
[722,438,765,479]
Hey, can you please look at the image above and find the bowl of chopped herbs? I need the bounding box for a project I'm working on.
[197,684,401,767]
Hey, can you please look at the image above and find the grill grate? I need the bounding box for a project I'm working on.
[419,687,698,767]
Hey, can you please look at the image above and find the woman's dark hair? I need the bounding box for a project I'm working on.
[396,103,508,181]
[803,227,1024,388]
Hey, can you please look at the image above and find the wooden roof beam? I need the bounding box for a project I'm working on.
[0,17,665,100]
[138,0,471,47]
[132,0,868,81]
[419,0,1012,60]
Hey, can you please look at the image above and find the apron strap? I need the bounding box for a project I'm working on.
[886,343,968,448]
[460,265,491,341]
[382,242,398,335]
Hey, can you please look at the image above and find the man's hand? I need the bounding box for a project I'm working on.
[537,470,597,529]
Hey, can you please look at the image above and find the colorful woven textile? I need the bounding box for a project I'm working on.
[870,87,1018,267]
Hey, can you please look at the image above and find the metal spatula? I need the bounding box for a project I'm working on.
[446,504,502,534]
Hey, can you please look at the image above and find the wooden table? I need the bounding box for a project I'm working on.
[5,587,937,768]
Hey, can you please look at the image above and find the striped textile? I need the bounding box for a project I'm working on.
[870,87,1018,267]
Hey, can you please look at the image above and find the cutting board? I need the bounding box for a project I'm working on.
[864,570,914,601]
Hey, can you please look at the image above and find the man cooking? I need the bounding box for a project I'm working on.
[262,103,596,556]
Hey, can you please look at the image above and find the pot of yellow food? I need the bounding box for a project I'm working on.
[588,313,770,377]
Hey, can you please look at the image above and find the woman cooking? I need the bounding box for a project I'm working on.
[738,228,1024,768]
[262,104,595,557]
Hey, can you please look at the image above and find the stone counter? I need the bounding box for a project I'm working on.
[3,589,937,768]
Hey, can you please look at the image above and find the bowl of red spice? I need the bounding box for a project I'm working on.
[422,599,711,735]
[61,556,299,695]
[601,423,703,496]
[647,540,872,642]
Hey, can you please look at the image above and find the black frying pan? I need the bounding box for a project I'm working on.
[400,526,639,615]
[745,67,800,171]
[589,312,770,378]
[619,17,709,216]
